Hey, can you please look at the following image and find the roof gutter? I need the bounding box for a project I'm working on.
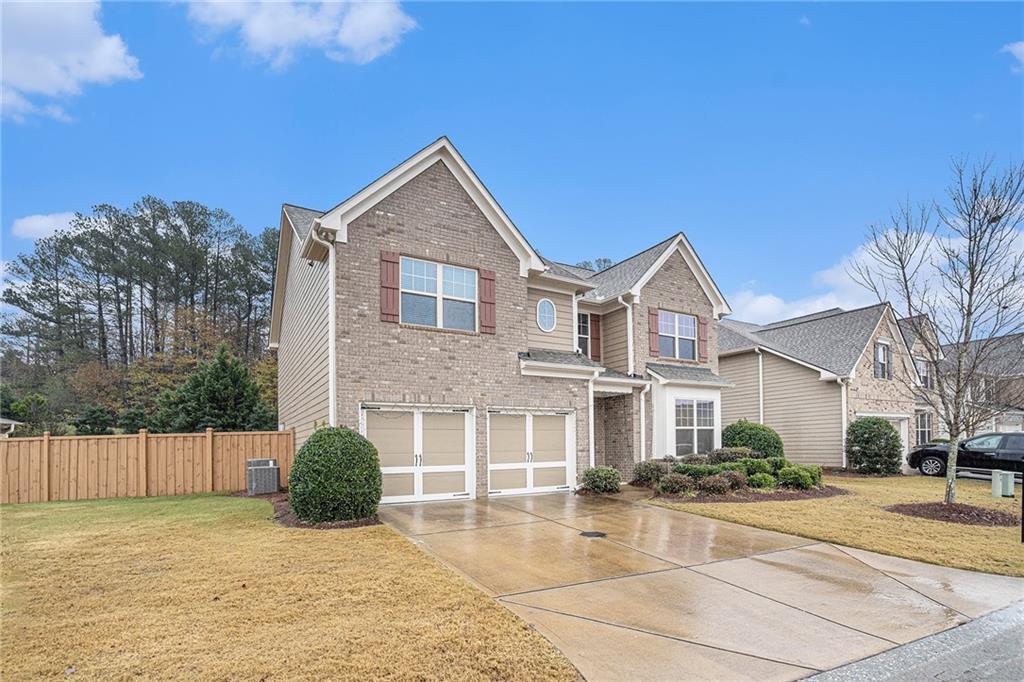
[308,222,337,427]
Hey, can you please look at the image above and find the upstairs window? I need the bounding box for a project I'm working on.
[658,311,697,360]
[915,357,933,389]
[874,342,892,379]
[400,257,477,331]
[577,313,590,356]
[536,298,557,332]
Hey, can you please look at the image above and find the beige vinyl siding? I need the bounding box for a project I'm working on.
[601,307,629,373]
[277,230,330,446]
[526,288,574,352]
[720,352,760,424]
[761,353,844,466]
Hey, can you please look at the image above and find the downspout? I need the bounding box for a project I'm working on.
[308,225,337,427]
[587,369,599,469]
[617,295,634,375]
[838,377,849,468]
[755,347,764,424]
[639,382,651,461]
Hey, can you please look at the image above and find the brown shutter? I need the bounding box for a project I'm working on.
[886,344,893,379]
[479,268,496,334]
[697,317,708,362]
[380,251,400,323]
[648,307,660,356]
[590,314,601,362]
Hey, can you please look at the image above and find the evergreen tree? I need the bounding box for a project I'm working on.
[118,405,149,433]
[74,404,115,435]
[152,344,275,432]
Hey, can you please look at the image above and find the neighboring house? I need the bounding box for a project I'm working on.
[718,303,925,468]
[269,137,732,503]
[0,418,21,438]
[941,332,1024,434]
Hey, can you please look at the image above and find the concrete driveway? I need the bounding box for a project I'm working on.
[379,491,1024,681]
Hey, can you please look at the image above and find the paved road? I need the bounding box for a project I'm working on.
[380,491,1024,681]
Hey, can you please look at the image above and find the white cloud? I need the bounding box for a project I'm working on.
[10,212,77,239]
[1,1,141,122]
[727,244,876,324]
[799,15,812,28]
[187,1,416,69]
[1001,41,1024,73]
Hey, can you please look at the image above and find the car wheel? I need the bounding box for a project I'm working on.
[919,456,946,477]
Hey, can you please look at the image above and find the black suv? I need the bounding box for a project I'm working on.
[909,432,1024,476]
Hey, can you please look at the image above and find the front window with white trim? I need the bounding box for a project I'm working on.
[400,257,477,331]
[675,399,715,455]
[873,341,891,379]
[577,313,590,355]
[915,357,933,389]
[659,311,697,360]
[536,298,557,332]
[915,412,932,445]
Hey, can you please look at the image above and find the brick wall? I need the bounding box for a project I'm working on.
[334,160,590,496]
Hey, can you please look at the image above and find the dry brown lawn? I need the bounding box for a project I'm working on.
[0,494,579,681]
[651,475,1023,577]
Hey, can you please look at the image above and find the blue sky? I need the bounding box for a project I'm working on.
[2,2,1022,322]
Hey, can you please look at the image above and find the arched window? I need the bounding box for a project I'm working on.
[536,298,556,332]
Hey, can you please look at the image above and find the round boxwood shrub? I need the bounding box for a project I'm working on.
[804,464,823,486]
[721,420,784,457]
[845,417,902,475]
[748,472,777,489]
[739,458,773,476]
[777,465,815,490]
[581,466,621,494]
[696,473,731,495]
[289,427,382,522]
[656,473,694,496]
[632,460,664,488]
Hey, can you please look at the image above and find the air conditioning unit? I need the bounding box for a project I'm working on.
[247,459,280,496]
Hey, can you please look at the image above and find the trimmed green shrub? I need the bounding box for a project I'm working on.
[656,473,694,496]
[777,465,815,490]
[678,454,708,465]
[739,458,773,476]
[289,427,382,522]
[766,456,789,474]
[748,472,777,489]
[696,473,731,495]
[722,420,784,457]
[632,460,664,488]
[845,417,902,475]
[672,463,722,479]
[930,437,950,444]
[581,466,621,494]
[721,469,748,490]
[707,447,758,464]
[804,464,823,486]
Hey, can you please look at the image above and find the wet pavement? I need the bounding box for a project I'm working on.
[379,491,1024,681]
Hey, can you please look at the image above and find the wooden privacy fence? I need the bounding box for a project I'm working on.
[0,429,295,504]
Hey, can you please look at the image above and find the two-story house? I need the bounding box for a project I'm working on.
[269,137,732,503]
[718,303,925,469]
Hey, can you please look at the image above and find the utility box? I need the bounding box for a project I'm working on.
[991,470,1015,498]
[247,459,280,496]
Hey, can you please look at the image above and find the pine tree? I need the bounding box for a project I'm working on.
[152,343,275,432]
[74,405,115,435]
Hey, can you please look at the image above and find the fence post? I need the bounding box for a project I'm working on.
[42,431,51,502]
[205,428,215,492]
[139,429,149,497]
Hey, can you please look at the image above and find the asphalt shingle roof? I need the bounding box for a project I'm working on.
[720,303,891,376]
[282,204,324,241]
[646,363,734,386]
[518,349,602,368]
[581,234,679,302]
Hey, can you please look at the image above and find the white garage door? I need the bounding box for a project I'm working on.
[362,406,474,504]
[488,410,574,495]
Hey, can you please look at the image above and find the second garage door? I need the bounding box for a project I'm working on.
[488,410,575,495]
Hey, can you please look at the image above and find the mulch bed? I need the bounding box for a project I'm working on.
[241,491,381,530]
[884,502,1020,527]
[656,485,849,504]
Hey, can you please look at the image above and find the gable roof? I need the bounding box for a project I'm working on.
[720,303,897,377]
[282,204,324,241]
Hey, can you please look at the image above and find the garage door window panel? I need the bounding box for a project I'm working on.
[489,415,528,464]
[366,411,415,467]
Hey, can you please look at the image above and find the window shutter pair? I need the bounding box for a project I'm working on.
[648,307,660,356]
[590,314,601,362]
[380,251,496,334]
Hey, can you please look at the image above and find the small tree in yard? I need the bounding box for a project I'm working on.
[851,158,1024,503]
[74,404,115,435]
[152,343,275,433]
[845,418,902,475]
